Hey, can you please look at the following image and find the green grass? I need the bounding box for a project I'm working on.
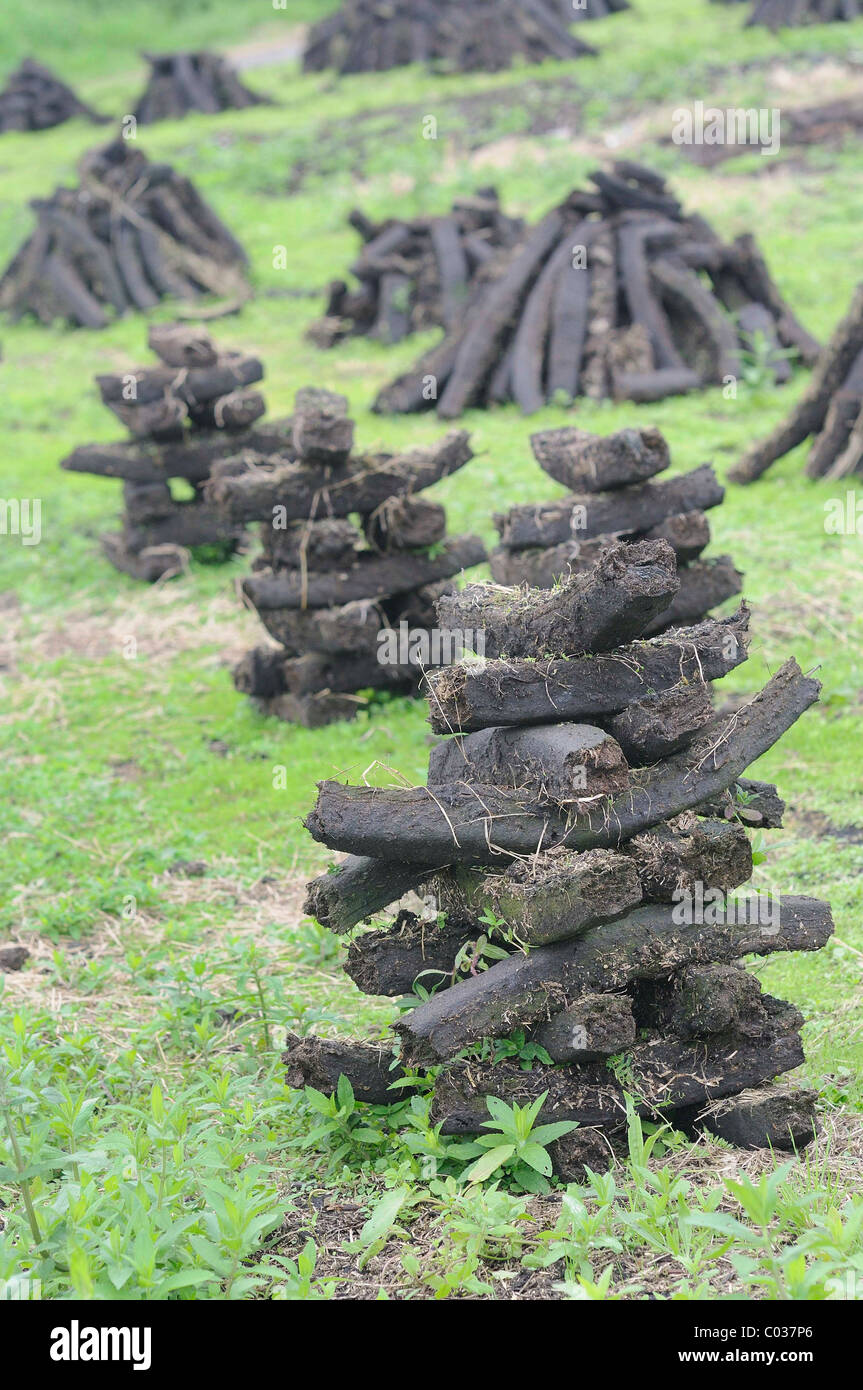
[0,0,332,80]
[1,0,863,1301]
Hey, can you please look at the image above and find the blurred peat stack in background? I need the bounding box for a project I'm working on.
[0,59,109,133]
[0,139,250,329]
[302,0,598,76]
[307,189,524,349]
[132,51,273,124]
[374,162,818,418]
[211,388,486,727]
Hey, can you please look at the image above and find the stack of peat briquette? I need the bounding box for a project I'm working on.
[745,0,860,28]
[731,285,863,484]
[60,323,289,581]
[294,548,832,1170]
[491,425,742,635]
[308,189,524,349]
[210,388,487,727]
[374,161,818,417]
[0,138,249,329]
[302,0,598,76]
[132,52,273,124]
[0,59,109,133]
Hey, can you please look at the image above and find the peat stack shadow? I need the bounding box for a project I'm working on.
[374,161,818,418]
[491,424,742,634]
[60,323,291,582]
[307,189,524,349]
[731,285,863,485]
[295,551,831,1173]
[0,60,110,133]
[302,0,598,76]
[0,138,249,329]
[132,52,274,124]
[210,389,487,727]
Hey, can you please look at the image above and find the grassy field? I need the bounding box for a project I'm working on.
[1,0,863,1301]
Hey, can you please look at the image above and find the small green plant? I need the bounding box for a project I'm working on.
[461,1092,578,1193]
[489,1030,553,1071]
[301,1077,388,1169]
[749,831,768,866]
[0,1071,44,1249]
[451,933,511,981]
[392,1093,477,1180]
[402,1247,494,1299]
[268,1240,336,1300]
[683,1163,863,1300]
[524,1189,624,1280]
[432,1179,532,1261]
[737,327,798,390]
[349,1186,412,1270]
[464,1028,553,1071]
[477,907,507,931]
[607,1051,636,1091]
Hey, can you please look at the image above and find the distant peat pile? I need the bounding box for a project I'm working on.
[374,162,818,418]
[0,139,249,328]
[302,0,598,76]
[0,60,109,133]
[676,97,863,168]
[746,0,860,28]
[294,557,831,1172]
[308,190,523,349]
[132,52,273,124]
[210,389,486,727]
